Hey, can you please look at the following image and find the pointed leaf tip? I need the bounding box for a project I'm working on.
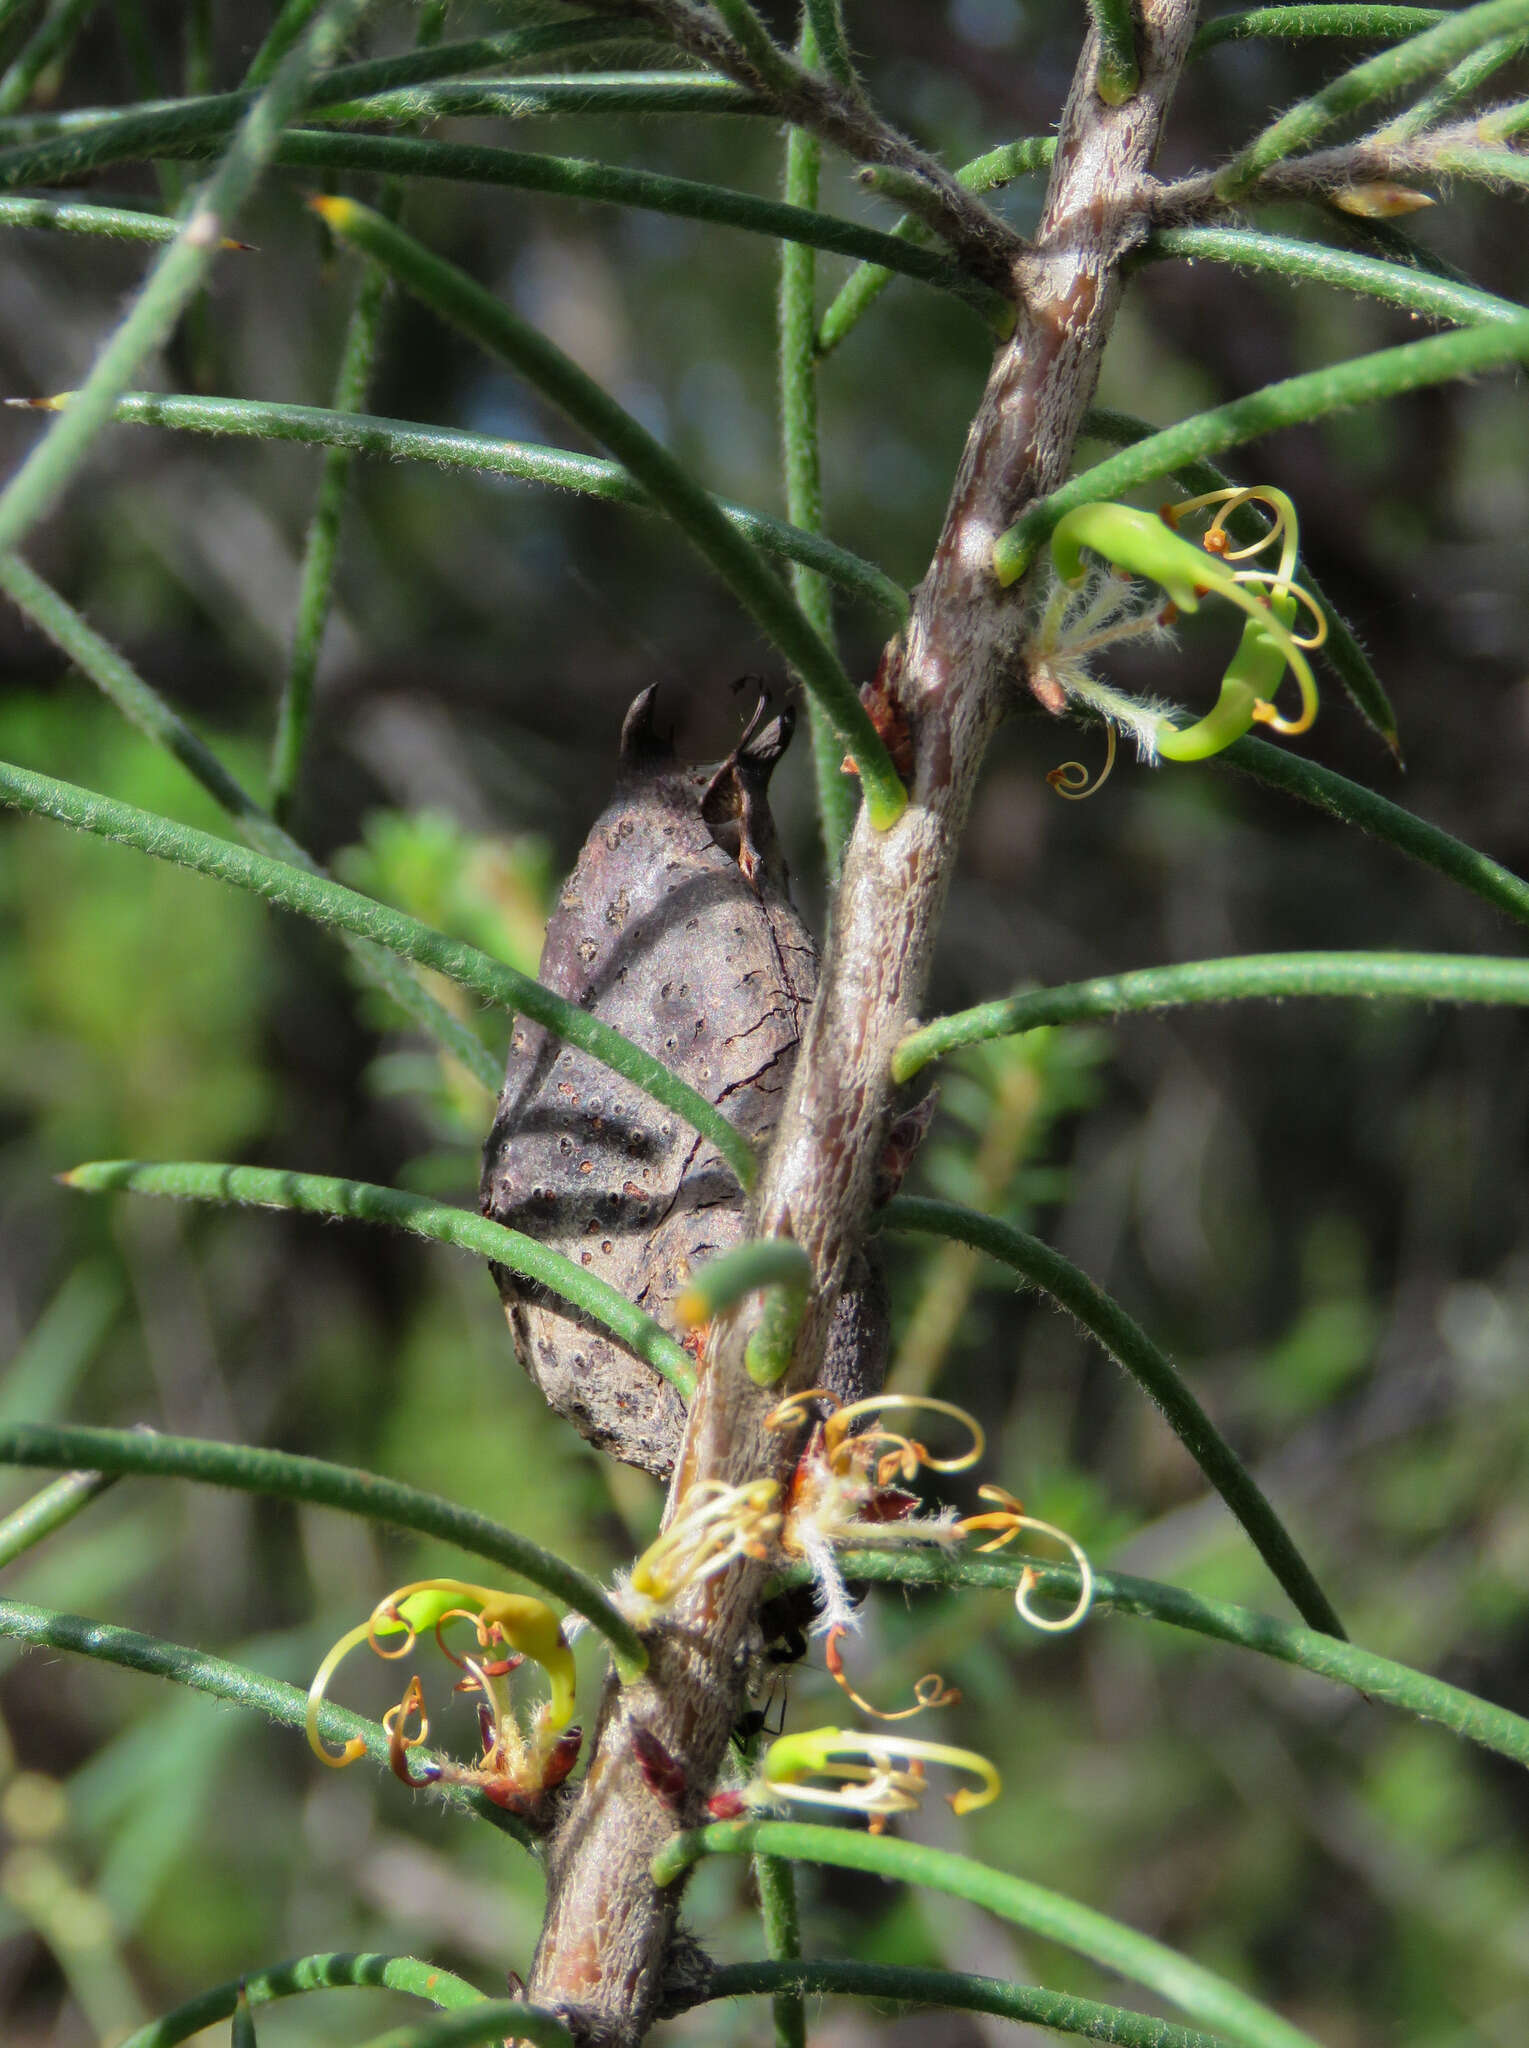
[232,1983,257,2048]
[307,194,360,230]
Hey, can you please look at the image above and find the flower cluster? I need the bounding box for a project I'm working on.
[307,1398,1097,1838]
[708,1725,1001,1834]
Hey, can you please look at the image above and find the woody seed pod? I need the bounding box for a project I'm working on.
[480,688,884,1477]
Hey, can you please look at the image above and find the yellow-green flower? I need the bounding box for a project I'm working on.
[305,1578,579,1810]
[751,1725,1000,1826]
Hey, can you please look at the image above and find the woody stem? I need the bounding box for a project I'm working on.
[523,6,1200,2040]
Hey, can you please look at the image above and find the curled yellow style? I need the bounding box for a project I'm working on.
[957,1486,1094,1633]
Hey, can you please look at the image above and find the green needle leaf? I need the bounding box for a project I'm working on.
[779,12,857,869]
[0,551,503,1089]
[344,2007,572,2048]
[0,195,222,242]
[1431,141,1529,190]
[310,196,907,829]
[803,0,856,85]
[74,392,908,625]
[1090,0,1141,102]
[675,1239,813,1324]
[653,1821,1322,2048]
[895,951,1529,1074]
[269,255,389,827]
[779,1549,1529,1772]
[0,1600,532,1839]
[0,124,979,309]
[686,1960,1228,2048]
[118,1955,484,2048]
[1221,732,1529,929]
[1215,0,1529,197]
[751,1859,807,2048]
[1192,4,1443,56]
[0,756,756,1191]
[1380,23,1529,133]
[0,19,658,185]
[57,1158,696,1407]
[675,1237,813,1385]
[311,74,759,124]
[0,1467,119,1568]
[996,318,1529,584]
[878,1196,1347,1639]
[1144,225,1528,330]
[0,0,98,117]
[0,0,375,556]
[0,1418,648,1676]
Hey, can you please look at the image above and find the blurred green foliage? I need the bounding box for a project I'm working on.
[0,689,273,1161]
[1,3,1529,2046]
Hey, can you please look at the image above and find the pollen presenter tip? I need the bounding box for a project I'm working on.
[307,194,360,230]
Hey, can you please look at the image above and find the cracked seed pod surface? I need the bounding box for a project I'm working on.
[480,689,883,1478]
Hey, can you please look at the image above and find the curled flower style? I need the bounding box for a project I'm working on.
[771,1391,984,1488]
[620,1478,783,1626]
[825,1623,960,1721]
[956,1486,1095,1633]
[384,1672,430,1782]
[710,1724,1000,1833]
[1047,722,1118,802]
[1160,486,1327,747]
[305,1578,580,1811]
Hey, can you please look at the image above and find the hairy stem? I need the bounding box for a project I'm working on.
[552,0,1025,288]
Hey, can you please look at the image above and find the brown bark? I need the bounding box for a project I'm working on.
[524,6,1200,2040]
